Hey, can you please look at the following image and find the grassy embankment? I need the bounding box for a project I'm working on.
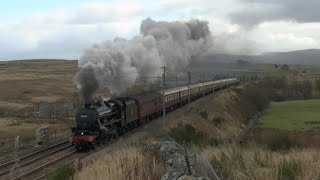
[165,81,320,179]
[73,147,163,180]
[74,80,320,180]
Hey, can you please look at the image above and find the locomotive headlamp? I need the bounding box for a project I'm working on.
[81,132,84,135]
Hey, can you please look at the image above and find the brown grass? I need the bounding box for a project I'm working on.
[0,116,74,139]
[150,89,247,144]
[75,146,164,180]
[200,143,320,179]
[0,60,79,112]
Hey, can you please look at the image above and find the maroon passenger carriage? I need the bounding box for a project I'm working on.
[130,92,162,123]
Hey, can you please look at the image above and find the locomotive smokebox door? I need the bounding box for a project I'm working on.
[35,126,49,146]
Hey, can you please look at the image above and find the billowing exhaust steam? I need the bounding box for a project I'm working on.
[76,18,211,103]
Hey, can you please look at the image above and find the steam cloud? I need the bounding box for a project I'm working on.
[76,18,211,103]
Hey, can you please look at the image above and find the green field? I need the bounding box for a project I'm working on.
[257,99,320,131]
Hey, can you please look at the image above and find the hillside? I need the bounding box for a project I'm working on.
[0,60,79,112]
[259,49,320,65]
[195,49,320,66]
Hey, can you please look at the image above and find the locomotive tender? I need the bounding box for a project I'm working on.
[71,78,239,150]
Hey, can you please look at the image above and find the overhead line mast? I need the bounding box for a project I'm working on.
[161,66,166,123]
[188,71,191,105]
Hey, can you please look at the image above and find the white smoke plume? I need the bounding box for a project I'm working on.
[76,18,211,103]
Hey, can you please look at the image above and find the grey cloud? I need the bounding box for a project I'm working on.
[231,0,320,27]
[0,24,120,60]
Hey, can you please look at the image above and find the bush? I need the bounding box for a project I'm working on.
[273,90,288,102]
[212,116,223,125]
[287,80,312,100]
[278,159,302,180]
[240,84,271,111]
[273,77,288,90]
[316,79,320,94]
[199,111,208,119]
[301,80,312,99]
[267,135,299,151]
[168,124,221,146]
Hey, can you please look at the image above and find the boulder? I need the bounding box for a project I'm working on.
[145,137,217,180]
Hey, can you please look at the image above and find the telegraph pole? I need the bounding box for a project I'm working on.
[212,72,215,93]
[202,73,205,96]
[176,76,178,87]
[145,76,147,87]
[188,71,191,105]
[161,66,166,122]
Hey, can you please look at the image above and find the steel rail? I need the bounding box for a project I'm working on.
[12,150,76,180]
[0,140,69,166]
[0,144,73,176]
[33,159,75,180]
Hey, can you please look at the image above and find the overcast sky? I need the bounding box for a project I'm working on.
[0,0,319,60]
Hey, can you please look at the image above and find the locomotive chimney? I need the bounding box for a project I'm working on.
[84,102,91,108]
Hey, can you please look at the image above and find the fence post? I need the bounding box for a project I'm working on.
[184,145,192,175]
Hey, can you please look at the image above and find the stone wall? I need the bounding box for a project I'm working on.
[38,101,75,117]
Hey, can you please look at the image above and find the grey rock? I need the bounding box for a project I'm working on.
[145,137,215,180]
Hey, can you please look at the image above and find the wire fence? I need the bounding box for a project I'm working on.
[0,131,70,154]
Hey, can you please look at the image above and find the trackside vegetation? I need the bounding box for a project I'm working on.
[70,77,320,179]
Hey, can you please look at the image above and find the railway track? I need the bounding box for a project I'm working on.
[0,140,69,165]
[33,159,75,180]
[0,141,74,180]
[12,150,76,180]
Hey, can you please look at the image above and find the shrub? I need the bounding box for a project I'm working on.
[316,78,320,94]
[199,111,208,119]
[273,90,288,102]
[273,77,288,90]
[267,135,298,151]
[278,159,302,180]
[168,124,220,146]
[287,80,312,100]
[240,84,271,111]
[212,116,223,125]
[301,80,312,99]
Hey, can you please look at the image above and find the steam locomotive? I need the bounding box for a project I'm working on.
[71,78,239,150]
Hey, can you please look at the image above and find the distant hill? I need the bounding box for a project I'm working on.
[3,49,320,66]
[195,49,320,66]
[258,49,320,66]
